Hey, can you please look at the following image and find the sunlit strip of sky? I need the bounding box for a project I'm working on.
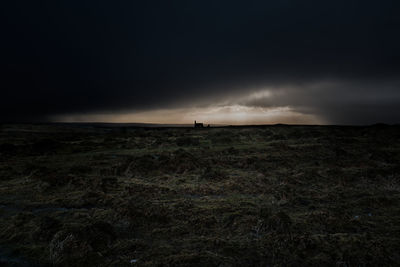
[53,105,323,125]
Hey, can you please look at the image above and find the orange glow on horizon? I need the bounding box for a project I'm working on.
[53,105,324,125]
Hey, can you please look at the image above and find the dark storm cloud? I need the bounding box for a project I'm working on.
[234,79,400,124]
[1,0,400,123]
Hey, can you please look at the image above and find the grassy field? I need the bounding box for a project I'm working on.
[0,124,399,266]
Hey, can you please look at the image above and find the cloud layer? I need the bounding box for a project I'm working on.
[1,1,400,124]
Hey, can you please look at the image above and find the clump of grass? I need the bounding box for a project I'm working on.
[49,221,115,266]
[176,136,200,146]
[201,166,227,181]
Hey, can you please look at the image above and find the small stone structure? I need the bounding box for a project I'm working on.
[194,120,204,128]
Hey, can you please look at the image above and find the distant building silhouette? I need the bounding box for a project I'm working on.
[194,120,204,128]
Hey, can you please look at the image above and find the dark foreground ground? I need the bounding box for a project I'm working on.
[0,124,399,266]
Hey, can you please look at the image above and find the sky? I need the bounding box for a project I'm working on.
[1,0,400,124]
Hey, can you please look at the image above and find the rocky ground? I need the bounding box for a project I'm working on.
[0,123,399,266]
